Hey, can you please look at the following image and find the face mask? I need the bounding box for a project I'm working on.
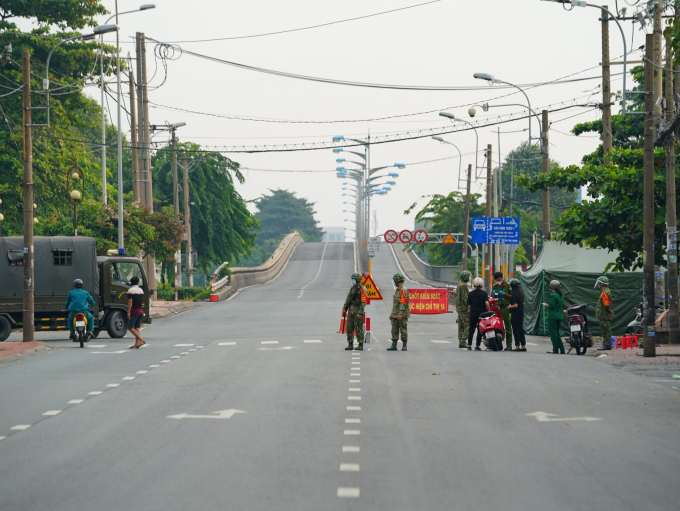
[351,279,357,286]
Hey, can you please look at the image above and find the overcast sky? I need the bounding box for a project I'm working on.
[87,0,639,238]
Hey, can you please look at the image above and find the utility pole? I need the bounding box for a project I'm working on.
[493,143,500,278]
[172,129,179,218]
[664,36,678,344]
[653,0,663,125]
[541,110,551,241]
[485,144,492,293]
[129,68,140,203]
[462,163,472,272]
[643,34,656,358]
[135,33,146,205]
[183,155,193,287]
[601,5,613,156]
[22,50,34,343]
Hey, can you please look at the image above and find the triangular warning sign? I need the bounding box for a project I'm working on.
[442,232,456,244]
[361,273,383,301]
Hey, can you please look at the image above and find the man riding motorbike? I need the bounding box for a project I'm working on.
[64,278,95,341]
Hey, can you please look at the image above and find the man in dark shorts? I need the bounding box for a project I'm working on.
[126,276,147,349]
[467,277,490,350]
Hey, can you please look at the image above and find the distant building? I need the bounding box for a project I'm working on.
[322,227,345,242]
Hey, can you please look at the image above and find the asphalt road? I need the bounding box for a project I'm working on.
[1,242,679,511]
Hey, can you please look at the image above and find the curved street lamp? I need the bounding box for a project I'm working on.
[66,164,85,236]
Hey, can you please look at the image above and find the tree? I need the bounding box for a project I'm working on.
[254,189,324,243]
[151,142,259,270]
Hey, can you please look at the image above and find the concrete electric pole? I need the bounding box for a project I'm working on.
[129,68,140,203]
[485,144,492,293]
[462,163,472,272]
[541,110,550,240]
[601,5,613,156]
[643,34,656,358]
[22,50,34,343]
[182,155,193,287]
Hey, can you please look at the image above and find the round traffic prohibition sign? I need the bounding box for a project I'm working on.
[414,229,428,244]
[399,230,413,244]
[384,230,398,244]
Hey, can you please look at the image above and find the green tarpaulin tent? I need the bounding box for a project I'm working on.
[520,241,642,336]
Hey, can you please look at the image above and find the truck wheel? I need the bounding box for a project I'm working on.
[0,316,11,342]
[106,311,127,339]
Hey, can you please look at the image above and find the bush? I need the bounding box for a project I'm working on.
[156,283,210,301]
[218,265,231,280]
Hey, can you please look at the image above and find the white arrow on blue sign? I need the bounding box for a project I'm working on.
[470,217,520,245]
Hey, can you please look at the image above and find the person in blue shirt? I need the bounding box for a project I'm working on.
[64,279,95,340]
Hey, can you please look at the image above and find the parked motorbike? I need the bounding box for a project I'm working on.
[625,301,665,335]
[477,296,505,351]
[566,303,592,355]
[72,313,89,348]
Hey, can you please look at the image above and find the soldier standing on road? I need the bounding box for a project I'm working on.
[455,271,472,349]
[388,273,410,351]
[492,271,513,351]
[542,280,565,354]
[343,272,367,351]
[595,276,614,351]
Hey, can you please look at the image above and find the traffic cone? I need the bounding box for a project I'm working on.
[337,315,347,334]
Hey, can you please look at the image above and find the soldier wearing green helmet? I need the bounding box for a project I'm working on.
[595,276,614,350]
[455,271,472,348]
[343,272,368,350]
[388,273,410,351]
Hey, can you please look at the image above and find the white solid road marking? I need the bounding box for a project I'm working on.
[88,391,102,395]
[349,388,361,392]
[68,399,84,404]
[344,430,360,435]
[137,370,148,374]
[342,446,360,453]
[431,340,452,344]
[167,409,246,420]
[303,340,322,343]
[219,342,236,346]
[261,341,278,344]
[526,411,602,423]
[106,383,120,388]
[226,291,240,301]
[161,360,171,363]
[347,406,361,411]
[340,463,360,472]
[175,344,194,347]
[337,488,360,498]
[149,365,160,368]
[122,377,135,381]
[11,425,31,431]
[297,242,328,300]
[345,418,361,424]
[42,410,61,416]
[348,396,361,400]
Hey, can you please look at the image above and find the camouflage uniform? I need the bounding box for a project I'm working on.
[343,283,367,346]
[493,279,513,347]
[390,286,410,344]
[455,283,470,346]
[596,286,613,349]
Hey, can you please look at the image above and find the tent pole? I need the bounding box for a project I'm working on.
[542,269,546,335]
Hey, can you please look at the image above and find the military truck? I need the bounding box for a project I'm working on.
[0,236,151,342]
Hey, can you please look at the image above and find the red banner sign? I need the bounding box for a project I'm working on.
[408,289,451,315]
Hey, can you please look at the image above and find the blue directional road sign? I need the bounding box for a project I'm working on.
[470,217,520,245]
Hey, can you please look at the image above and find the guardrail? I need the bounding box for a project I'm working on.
[406,249,461,285]
[212,232,305,300]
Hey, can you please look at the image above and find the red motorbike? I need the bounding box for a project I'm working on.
[477,296,505,351]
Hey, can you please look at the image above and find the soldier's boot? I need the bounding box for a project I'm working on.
[355,343,364,351]
[458,341,468,348]
[345,343,354,350]
[387,342,398,351]
[401,342,407,351]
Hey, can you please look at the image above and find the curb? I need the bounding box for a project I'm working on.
[0,342,53,364]
[150,301,195,319]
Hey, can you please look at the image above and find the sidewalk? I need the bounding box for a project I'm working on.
[0,342,53,364]
[150,300,195,319]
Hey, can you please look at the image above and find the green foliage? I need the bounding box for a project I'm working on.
[516,147,672,271]
[151,141,259,270]
[0,1,107,30]
[156,283,210,302]
[217,265,231,279]
[254,189,324,243]
[513,242,530,265]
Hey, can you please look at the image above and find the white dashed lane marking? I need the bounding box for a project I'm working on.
[161,360,171,363]
[175,344,194,347]
[171,356,180,359]
[347,406,361,411]
[345,418,361,424]
[349,388,361,392]
[219,342,236,346]
[149,364,160,368]
[88,391,102,395]
[303,340,322,343]
[343,446,360,453]
[350,373,360,376]
[122,377,135,381]
[0,436,5,441]
[350,380,360,383]
[261,341,278,345]
[68,399,84,404]
[106,384,120,388]
[11,425,31,431]
[344,430,360,435]
[348,396,361,401]
[430,340,452,344]
[137,370,148,374]
[340,463,360,472]
[337,488,360,498]
[42,410,61,416]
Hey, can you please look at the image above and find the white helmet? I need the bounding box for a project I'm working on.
[473,277,484,288]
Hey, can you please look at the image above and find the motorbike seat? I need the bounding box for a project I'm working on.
[479,312,495,319]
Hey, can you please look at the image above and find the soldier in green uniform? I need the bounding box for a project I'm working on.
[595,276,614,350]
[388,273,410,351]
[455,271,472,348]
[343,272,367,351]
[492,271,513,350]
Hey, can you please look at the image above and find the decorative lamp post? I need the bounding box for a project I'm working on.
[66,164,85,236]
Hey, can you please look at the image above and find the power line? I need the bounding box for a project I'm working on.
[157,0,444,43]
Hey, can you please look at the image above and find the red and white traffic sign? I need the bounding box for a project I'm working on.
[414,229,428,244]
[399,230,413,244]
[384,230,398,244]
